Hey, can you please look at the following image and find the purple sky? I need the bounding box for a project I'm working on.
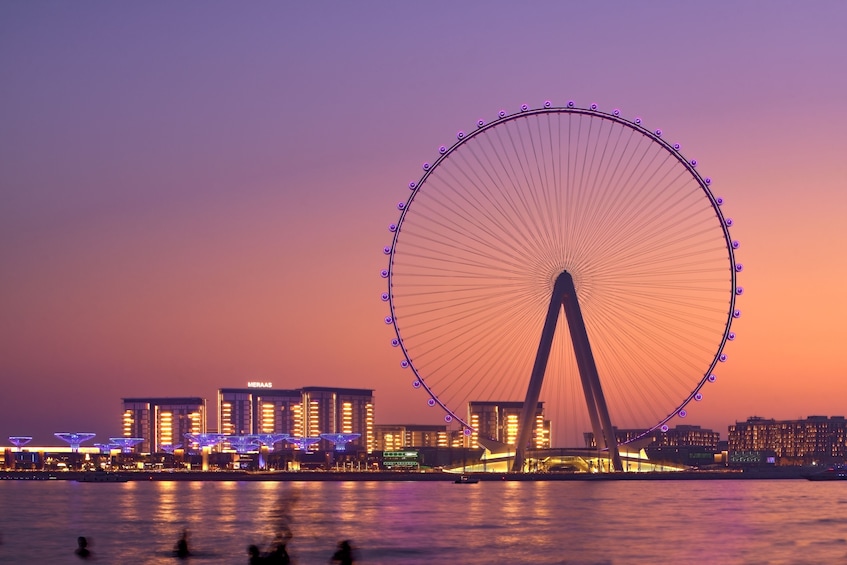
[2,1,847,444]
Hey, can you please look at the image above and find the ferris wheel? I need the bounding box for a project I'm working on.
[381,101,741,469]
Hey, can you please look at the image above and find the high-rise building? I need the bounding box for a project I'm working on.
[467,401,550,450]
[122,397,206,454]
[300,387,374,452]
[728,415,847,465]
[218,386,302,437]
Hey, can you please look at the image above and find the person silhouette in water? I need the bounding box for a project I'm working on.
[174,529,190,559]
[330,540,354,564]
[75,536,92,559]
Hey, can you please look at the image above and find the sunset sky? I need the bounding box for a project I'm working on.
[2,2,846,444]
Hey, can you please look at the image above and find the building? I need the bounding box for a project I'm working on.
[467,401,550,450]
[218,386,302,437]
[300,387,374,452]
[373,424,450,451]
[122,397,206,454]
[728,415,847,465]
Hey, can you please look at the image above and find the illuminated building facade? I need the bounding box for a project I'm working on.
[122,397,206,454]
[373,424,450,451]
[728,415,847,465]
[467,401,550,450]
[217,387,301,437]
[300,387,374,452]
[584,426,719,449]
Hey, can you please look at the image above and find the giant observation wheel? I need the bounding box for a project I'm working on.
[381,101,742,469]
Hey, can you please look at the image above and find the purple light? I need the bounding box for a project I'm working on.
[498,110,506,118]
[716,197,723,205]
[408,181,417,189]
[108,437,144,454]
[733,310,741,318]
[705,177,712,185]
[695,393,703,401]
[732,240,740,249]
[381,293,389,301]
[735,264,743,272]
[655,129,662,136]
[690,159,698,167]
[679,410,687,418]
[380,269,389,278]
[457,131,464,139]
[400,360,408,368]
[388,224,397,232]
[476,119,485,128]
[725,218,733,227]
[427,398,436,407]
[544,101,551,108]
[673,143,681,150]
[284,436,321,451]
[54,432,96,453]
[719,354,727,362]
[412,380,421,388]
[613,109,620,116]
[728,332,736,340]
[391,339,399,347]
[397,201,405,210]
[8,436,32,449]
[384,316,393,324]
[422,162,430,170]
[320,433,361,451]
[736,287,744,295]
[463,428,472,436]
[634,117,642,124]
[590,103,598,110]
[444,415,453,422]
[383,246,391,255]
[520,104,529,112]
[439,145,447,154]
[708,374,717,383]
[661,425,669,432]
[567,100,575,108]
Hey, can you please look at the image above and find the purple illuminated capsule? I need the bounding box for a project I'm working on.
[383,246,391,255]
[439,145,447,154]
[520,104,528,111]
[733,310,741,318]
[427,398,436,407]
[705,177,712,185]
[400,360,409,368]
[590,103,597,110]
[661,425,669,432]
[673,143,681,151]
[380,293,389,301]
[690,159,697,167]
[655,129,662,136]
[634,117,642,125]
[409,181,417,189]
[384,316,393,324]
[735,263,743,272]
[463,428,472,436]
[544,100,552,108]
[477,119,485,128]
[422,162,430,171]
[397,202,405,210]
[732,240,740,249]
[380,269,388,278]
[613,109,620,116]
[457,131,465,139]
[567,100,575,108]
[736,287,744,295]
[388,224,397,232]
[719,354,727,362]
[498,110,506,118]
[413,380,421,388]
[728,332,736,340]
[391,339,400,347]
[725,218,733,227]
[679,410,687,418]
[445,415,453,423]
[695,393,703,401]
[708,374,717,383]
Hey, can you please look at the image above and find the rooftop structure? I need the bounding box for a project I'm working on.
[109,437,144,454]
[320,433,361,451]
[8,436,33,450]
[54,433,96,453]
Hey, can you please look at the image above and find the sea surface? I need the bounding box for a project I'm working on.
[1,478,846,564]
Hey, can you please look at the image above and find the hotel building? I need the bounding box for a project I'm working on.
[301,387,374,452]
[218,386,302,437]
[373,424,451,451]
[467,401,550,450]
[728,415,847,465]
[122,397,207,454]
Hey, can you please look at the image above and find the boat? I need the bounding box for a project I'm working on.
[805,465,847,481]
[78,471,129,483]
[454,474,479,484]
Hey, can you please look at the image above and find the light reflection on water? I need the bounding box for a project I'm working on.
[1,479,847,564]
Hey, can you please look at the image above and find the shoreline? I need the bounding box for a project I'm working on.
[0,468,816,482]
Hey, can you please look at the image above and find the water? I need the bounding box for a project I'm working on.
[1,478,846,564]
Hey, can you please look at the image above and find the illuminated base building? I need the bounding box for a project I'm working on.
[374,424,470,451]
[122,397,206,454]
[218,386,374,453]
[467,401,550,450]
[728,415,847,466]
[583,425,721,467]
